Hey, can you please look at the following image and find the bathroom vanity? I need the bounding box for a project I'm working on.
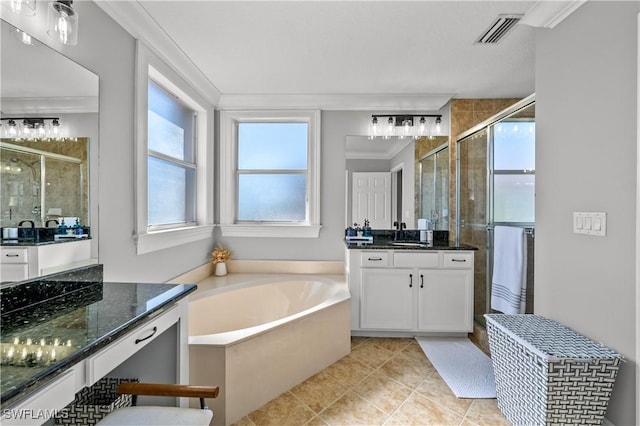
[345,238,476,336]
[1,239,92,282]
[0,265,196,425]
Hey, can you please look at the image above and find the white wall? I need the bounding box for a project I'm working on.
[535,2,638,424]
[391,140,416,228]
[4,2,215,282]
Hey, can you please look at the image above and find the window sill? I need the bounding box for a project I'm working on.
[220,224,321,238]
[135,225,214,255]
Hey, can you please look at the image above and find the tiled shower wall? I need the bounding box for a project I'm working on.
[0,138,89,227]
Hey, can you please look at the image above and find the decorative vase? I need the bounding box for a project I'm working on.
[214,262,227,276]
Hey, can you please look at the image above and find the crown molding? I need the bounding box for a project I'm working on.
[520,1,587,29]
[218,93,453,111]
[94,0,221,106]
[1,97,99,114]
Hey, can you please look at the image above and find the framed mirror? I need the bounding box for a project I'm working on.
[0,19,98,233]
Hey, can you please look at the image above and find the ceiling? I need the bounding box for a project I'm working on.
[141,1,535,98]
[95,0,568,111]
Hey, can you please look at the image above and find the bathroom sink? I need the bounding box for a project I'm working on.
[389,242,427,247]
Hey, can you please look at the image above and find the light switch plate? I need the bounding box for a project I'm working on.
[573,212,606,236]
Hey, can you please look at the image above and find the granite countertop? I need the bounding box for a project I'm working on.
[1,237,91,247]
[344,229,477,251]
[1,227,91,246]
[344,239,477,250]
[0,265,197,409]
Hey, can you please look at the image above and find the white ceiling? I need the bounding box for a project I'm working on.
[141,1,536,98]
[96,0,585,158]
[96,0,561,111]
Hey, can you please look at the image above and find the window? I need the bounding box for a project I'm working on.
[492,120,535,223]
[220,110,321,238]
[147,80,196,227]
[135,42,213,254]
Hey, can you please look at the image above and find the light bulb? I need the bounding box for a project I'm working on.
[386,117,394,138]
[435,117,442,134]
[51,119,61,139]
[418,117,426,136]
[370,117,378,139]
[402,119,411,138]
[37,123,46,139]
[47,1,79,46]
[13,28,34,46]
[9,0,36,16]
[7,120,18,137]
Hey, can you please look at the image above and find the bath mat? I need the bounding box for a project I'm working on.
[416,337,496,398]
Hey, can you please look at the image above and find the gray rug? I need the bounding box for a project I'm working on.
[416,337,496,398]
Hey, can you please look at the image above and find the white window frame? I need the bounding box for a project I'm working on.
[135,41,214,254]
[219,110,321,238]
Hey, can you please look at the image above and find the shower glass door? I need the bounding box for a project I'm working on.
[456,98,536,326]
[419,144,449,230]
[456,129,488,325]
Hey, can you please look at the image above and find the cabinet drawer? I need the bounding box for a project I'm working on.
[2,368,77,425]
[1,264,29,281]
[394,252,439,268]
[86,304,179,386]
[1,248,28,264]
[443,252,473,269]
[360,251,389,267]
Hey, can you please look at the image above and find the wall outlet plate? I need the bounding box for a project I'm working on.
[573,212,606,236]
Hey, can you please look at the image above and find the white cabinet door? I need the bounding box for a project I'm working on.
[360,268,415,330]
[352,172,391,229]
[417,269,473,332]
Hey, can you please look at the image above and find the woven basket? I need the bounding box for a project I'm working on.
[485,314,621,426]
[55,377,138,425]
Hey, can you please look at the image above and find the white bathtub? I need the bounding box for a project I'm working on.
[187,274,351,425]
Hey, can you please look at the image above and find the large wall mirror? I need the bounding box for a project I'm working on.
[345,135,449,231]
[0,19,98,236]
[345,135,416,229]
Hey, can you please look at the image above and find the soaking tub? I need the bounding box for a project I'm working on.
[187,273,351,425]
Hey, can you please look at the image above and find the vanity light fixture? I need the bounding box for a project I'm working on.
[4,0,37,16]
[47,0,78,46]
[0,117,67,140]
[12,28,35,45]
[370,114,443,140]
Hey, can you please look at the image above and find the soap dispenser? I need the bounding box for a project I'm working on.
[58,219,67,235]
[363,219,372,237]
[74,218,83,236]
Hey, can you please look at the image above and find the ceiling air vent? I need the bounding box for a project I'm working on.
[475,14,523,44]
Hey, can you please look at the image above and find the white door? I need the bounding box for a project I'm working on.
[352,172,391,229]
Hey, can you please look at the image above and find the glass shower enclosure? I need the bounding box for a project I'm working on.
[1,143,85,227]
[456,96,536,326]
[419,144,449,231]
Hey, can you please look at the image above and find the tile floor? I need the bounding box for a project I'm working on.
[232,336,509,426]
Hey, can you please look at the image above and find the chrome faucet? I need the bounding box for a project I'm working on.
[45,219,59,228]
[392,221,407,241]
[18,220,35,228]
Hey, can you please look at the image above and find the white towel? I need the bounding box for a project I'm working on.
[491,226,527,314]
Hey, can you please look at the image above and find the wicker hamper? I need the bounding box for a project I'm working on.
[485,314,621,426]
[55,377,138,425]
